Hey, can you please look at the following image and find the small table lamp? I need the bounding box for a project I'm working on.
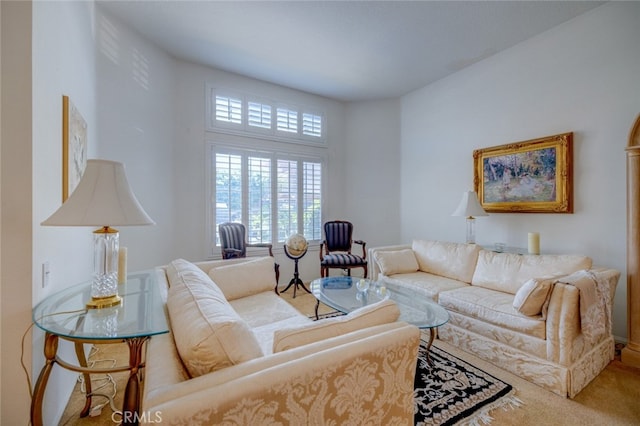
[42,159,155,308]
[452,191,488,244]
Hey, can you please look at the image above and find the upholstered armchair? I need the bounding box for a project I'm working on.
[319,220,367,278]
[218,222,280,285]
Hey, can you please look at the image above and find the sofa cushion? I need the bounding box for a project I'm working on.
[166,259,264,378]
[382,272,469,301]
[272,299,400,352]
[439,286,546,340]
[230,291,312,354]
[374,249,419,275]
[471,250,592,294]
[208,256,276,301]
[513,277,554,316]
[411,240,481,283]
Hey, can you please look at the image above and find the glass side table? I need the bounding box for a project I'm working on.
[30,270,168,426]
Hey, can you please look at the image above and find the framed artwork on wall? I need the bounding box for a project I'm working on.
[473,132,573,213]
[62,95,88,201]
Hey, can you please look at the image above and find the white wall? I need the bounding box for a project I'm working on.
[344,99,402,249]
[95,6,176,272]
[400,2,640,340]
[171,61,348,282]
[31,1,98,423]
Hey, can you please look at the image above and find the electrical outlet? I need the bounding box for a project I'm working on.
[42,262,51,288]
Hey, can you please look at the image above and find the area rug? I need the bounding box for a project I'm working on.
[415,338,522,425]
[314,310,344,320]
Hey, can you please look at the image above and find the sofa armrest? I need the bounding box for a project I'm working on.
[367,244,411,280]
[545,282,580,364]
[545,268,620,365]
[142,322,420,425]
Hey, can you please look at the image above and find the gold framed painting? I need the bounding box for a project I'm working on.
[62,95,88,201]
[473,132,573,213]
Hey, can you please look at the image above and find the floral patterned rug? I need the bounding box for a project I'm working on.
[415,339,522,425]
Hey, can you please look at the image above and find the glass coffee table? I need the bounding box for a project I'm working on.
[310,276,449,364]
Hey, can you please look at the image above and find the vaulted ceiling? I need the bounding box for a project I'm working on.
[98,1,603,102]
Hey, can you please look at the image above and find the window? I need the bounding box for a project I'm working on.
[210,146,323,255]
[248,101,271,129]
[215,95,242,124]
[276,108,298,133]
[303,113,322,138]
[208,86,325,142]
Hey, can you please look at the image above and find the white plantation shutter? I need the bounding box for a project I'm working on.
[248,102,271,129]
[215,153,242,244]
[277,108,298,133]
[302,113,322,138]
[247,156,272,244]
[277,160,298,240]
[215,95,242,124]
[303,161,322,241]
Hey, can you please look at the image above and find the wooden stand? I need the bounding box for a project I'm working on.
[281,246,310,298]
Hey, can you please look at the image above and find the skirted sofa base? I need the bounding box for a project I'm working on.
[369,240,620,398]
[440,313,616,398]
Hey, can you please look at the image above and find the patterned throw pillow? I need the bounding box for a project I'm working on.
[513,277,554,316]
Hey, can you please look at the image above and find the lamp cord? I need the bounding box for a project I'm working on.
[21,322,36,399]
[77,345,121,418]
[23,308,123,424]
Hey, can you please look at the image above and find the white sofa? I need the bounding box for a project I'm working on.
[141,256,420,425]
[368,240,620,397]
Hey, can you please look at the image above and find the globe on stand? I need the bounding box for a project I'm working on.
[282,234,310,298]
[285,233,308,258]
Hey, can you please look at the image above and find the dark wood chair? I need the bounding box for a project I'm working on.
[319,220,367,278]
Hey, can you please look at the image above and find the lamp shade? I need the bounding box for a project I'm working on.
[42,159,155,227]
[452,191,488,218]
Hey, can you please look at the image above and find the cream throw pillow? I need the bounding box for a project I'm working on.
[513,277,554,316]
[208,256,276,301]
[273,299,400,352]
[166,259,263,377]
[375,249,419,276]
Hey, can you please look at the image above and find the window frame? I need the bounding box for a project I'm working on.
[206,84,326,145]
[206,139,326,259]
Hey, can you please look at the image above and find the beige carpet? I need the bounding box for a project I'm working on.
[59,290,640,425]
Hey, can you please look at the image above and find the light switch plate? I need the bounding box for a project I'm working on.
[42,262,51,288]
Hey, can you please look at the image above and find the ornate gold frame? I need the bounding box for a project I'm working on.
[473,132,573,213]
[62,95,87,201]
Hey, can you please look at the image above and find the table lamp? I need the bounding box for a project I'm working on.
[452,191,488,244]
[42,159,155,308]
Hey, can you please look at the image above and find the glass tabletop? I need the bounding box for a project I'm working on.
[310,276,449,329]
[33,270,169,340]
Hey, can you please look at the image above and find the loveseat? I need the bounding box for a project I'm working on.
[368,240,620,397]
[141,256,420,424]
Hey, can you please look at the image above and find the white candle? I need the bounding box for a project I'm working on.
[118,247,128,284]
[528,233,540,255]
